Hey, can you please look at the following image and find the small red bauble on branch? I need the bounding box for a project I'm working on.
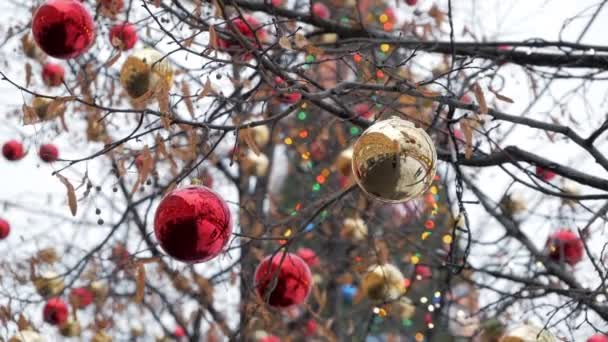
[154,186,232,263]
[296,247,319,267]
[0,218,10,240]
[69,287,93,309]
[405,0,418,6]
[588,334,608,342]
[42,63,65,87]
[254,252,312,308]
[353,103,373,119]
[32,0,96,59]
[312,3,331,20]
[109,23,138,51]
[274,76,302,104]
[43,297,69,325]
[546,229,584,265]
[174,326,186,338]
[39,144,59,163]
[535,166,556,181]
[2,140,25,161]
[214,15,266,61]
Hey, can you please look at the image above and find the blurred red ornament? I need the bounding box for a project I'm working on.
[310,141,326,161]
[305,319,318,336]
[460,94,473,104]
[0,218,9,240]
[312,3,330,20]
[546,229,584,265]
[174,326,186,338]
[2,140,25,161]
[154,186,232,263]
[39,144,59,163]
[260,336,281,342]
[69,287,93,309]
[274,77,301,104]
[254,252,312,308]
[100,0,124,16]
[588,334,608,342]
[384,8,396,22]
[353,103,373,119]
[296,248,319,267]
[405,0,417,5]
[43,298,69,325]
[42,63,65,87]
[271,0,282,6]
[111,243,130,269]
[535,166,556,181]
[415,265,432,279]
[424,313,433,324]
[214,16,266,61]
[32,0,96,59]
[109,23,138,51]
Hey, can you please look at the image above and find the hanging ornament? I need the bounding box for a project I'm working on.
[42,63,65,87]
[242,125,270,148]
[342,217,368,241]
[414,265,432,279]
[405,0,417,5]
[214,15,267,61]
[274,77,302,104]
[32,0,96,59]
[34,271,65,298]
[90,280,109,302]
[2,140,25,161]
[296,247,319,267]
[352,117,437,203]
[341,284,358,303]
[109,23,138,51]
[59,318,81,337]
[535,166,556,181]
[0,218,10,240]
[69,287,94,309]
[361,263,406,301]
[39,144,59,163]
[43,298,69,326]
[335,147,353,176]
[588,334,608,342]
[312,3,331,19]
[242,150,270,177]
[500,324,556,342]
[120,48,174,101]
[499,193,527,217]
[154,186,232,263]
[10,330,44,342]
[254,252,312,308]
[546,229,584,265]
[173,326,186,338]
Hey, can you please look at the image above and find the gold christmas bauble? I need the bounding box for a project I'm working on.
[33,271,64,298]
[120,49,173,101]
[90,280,109,301]
[335,147,353,176]
[500,324,556,342]
[361,263,405,301]
[243,150,269,177]
[10,330,44,342]
[92,331,112,342]
[243,125,270,148]
[352,117,436,203]
[342,217,368,241]
[59,318,81,337]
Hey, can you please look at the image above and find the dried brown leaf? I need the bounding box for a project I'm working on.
[240,127,261,156]
[104,52,122,68]
[488,86,514,103]
[278,36,292,50]
[198,78,214,99]
[135,264,145,303]
[461,119,474,159]
[209,25,219,50]
[17,314,29,331]
[472,83,488,114]
[294,33,308,49]
[56,174,77,216]
[22,104,39,125]
[25,63,32,87]
[132,146,153,194]
[181,82,195,118]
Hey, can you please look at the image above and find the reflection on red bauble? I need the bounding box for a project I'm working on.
[214,16,266,61]
[406,0,417,6]
[312,3,330,20]
[174,326,186,338]
[588,334,608,342]
[2,140,25,161]
[110,23,138,51]
[0,218,10,240]
[39,144,59,163]
[42,63,65,87]
[536,166,556,181]
[274,77,301,104]
[296,247,319,267]
[69,287,93,309]
[154,186,232,263]
[254,252,312,308]
[32,0,96,59]
[546,229,584,265]
[43,298,69,325]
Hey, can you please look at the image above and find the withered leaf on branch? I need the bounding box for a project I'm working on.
[488,86,514,103]
[461,119,474,159]
[240,127,261,156]
[22,104,39,125]
[198,78,215,99]
[104,52,122,68]
[472,83,488,114]
[181,81,195,117]
[56,174,77,216]
[135,264,145,303]
[278,36,292,50]
[209,25,219,50]
[294,33,308,49]
[131,146,153,194]
[25,62,32,87]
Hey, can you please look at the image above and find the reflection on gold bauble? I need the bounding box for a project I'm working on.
[361,263,405,301]
[500,324,556,342]
[342,217,367,241]
[390,296,415,320]
[243,151,269,177]
[120,49,173,101]
[352,117,436,203]
[243,125,270,148]
[335,147,353,176]
[9,330,44,342]
[59,318,81,337]
[34,271,64,298]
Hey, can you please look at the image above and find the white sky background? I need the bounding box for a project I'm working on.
[0,0,607,340]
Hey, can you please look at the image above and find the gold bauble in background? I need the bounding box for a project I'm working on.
[59,318,81,337]
[500,324,556,342]
[352,117,436,203]
[242,125,270,148]
[120,49,173,101]
[361,263,405,302]
[342,217,368,241]
[243,151,269,177]
[9,330,44,342]
[33,271,64,298]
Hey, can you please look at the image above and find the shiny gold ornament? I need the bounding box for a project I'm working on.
[33,271,64,298]
[500,324,556,342]
[59,318,81,337]
[92,331,112,342]
[342,217,368,241]
[90,280,109,302]
[352,117,436,203]
[243,151,269,177]
[361,263,405,301]
[335,147,353,176]
[120,49,173,101]
[243,125,270,148]
[9,330,44,342]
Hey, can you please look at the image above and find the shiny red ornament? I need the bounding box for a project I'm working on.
[405,0,417,6]
[2,140,25,161]
[109,23,138,51]
[154,186,232,263]
[260,336,281,342]
[42,63,65,87]
[305,319,318,336]
[43,298,69,325]
[424,313,433,324]
[274,77,301,104]
[296,247,319,267]
[312,3,330,20]
[588,334,608,342]
[69,287,93,309]
[353,103,373,119]
[254,252,312,308]
[415,265,432,279]
[32,0,96,59]
[546,229,584,265]
[271,0,282,6]
[536,166,556,181]
[174,326,186,338]
[0,218,10,240]
[214,15,266,61]
[39,144,59,163]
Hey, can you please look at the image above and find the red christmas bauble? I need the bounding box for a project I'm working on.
[174,326,186,338]
[274,77,301,104]
[42,62,65,87]
[546,229,584,265]
[312,3,330,20]
[214,15,266,60]
[305,319,318,336]
[260,336,281,342]
[271,0,282,6]
[154,186,232,263]
[2,140,25,161]
[296,247,319,267]
[254,252,312,308]
[0,218,10,240]
[405,0,418,6]
[109,23,138,51]
[39,144,59,163]
[32,0,96,59]
[353,103,373,119]
[588,334,608,342]
[415,265,432,279]
[69,287,93,309]
[536,166,556,181]
[43,298,69,325]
